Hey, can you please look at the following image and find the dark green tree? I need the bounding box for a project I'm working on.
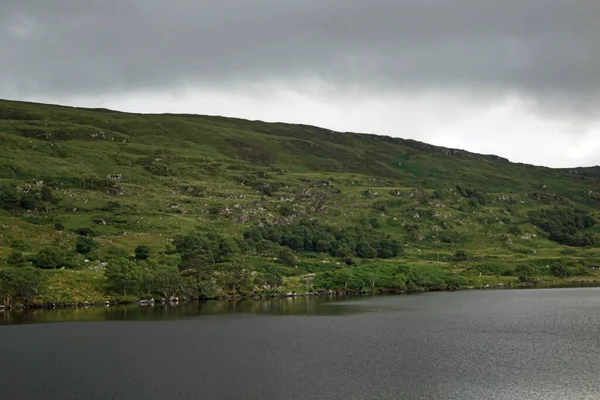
[516,264,536,283]
[134,245,152,261]
[277,247,296,267]
[356,243,377,259]
[550,264,573,278]
[140,254,183,297]
[173,232,221,298]
[105,258,142,297]
[40,185,56,203]
[31,247,75,269]
[75,236,98,255]
[0,266,48,306]
[218,258,253,295]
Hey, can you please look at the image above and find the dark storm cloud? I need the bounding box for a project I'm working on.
[1,0,599,112]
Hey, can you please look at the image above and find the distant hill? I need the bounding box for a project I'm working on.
[0,98,599,304]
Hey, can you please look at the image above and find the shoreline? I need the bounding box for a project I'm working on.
[2,280,600,312]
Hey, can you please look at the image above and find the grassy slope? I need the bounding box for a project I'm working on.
[1,99,599,298]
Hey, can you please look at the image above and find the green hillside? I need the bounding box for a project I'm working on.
[1,99,599,305]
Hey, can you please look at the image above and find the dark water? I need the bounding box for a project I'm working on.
[1,289,600,400]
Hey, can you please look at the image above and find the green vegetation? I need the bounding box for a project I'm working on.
[245,220,402,259]
[529,208,596,246]
[0,99,599,306]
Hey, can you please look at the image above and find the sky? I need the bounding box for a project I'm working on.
[1,0,599,168]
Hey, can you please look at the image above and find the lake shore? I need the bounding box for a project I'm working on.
[3,279,600,311]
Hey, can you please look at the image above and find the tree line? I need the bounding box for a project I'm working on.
[244,220,403,260]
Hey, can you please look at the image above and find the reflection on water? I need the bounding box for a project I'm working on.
[0,296,372,325]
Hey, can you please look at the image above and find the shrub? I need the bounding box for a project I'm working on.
[516,264,536,283]
[75,236,98,255]
[279,204,294,217]
[75,227,96,237]
[277,247,296,267]
[453,250,469,262]
[30,247,76,269]
[508,225,522,235]
[134,246,152,260]
[550,264,574,278]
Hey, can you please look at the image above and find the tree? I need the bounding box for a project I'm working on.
[217,258,252,295]
[550,264,573,278]
[75,236,98,255]
[105,258,142,297]
[134,245,152,261]
[40,185,56,203]
[0,266,48,306]
[356,243,377,259]
[277,247,296,267]
[75,227,96,237]
[331,268,361,291]
[217,237,238,260]
[516,264,536,283]
[31,247,75,269]
[140,255,183,297]
[173,233,220,298]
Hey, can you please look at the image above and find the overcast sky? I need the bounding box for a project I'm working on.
[1,0,599,168]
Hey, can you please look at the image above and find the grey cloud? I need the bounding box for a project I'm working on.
[1,0,599,114]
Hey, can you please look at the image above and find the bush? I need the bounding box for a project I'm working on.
[438,230,471,245]
[134,246,152,260]
[30,247,76,269]
[455,185,488,205]
[75,227,96,237]
[550,264,574,278]
[453,250,469,262]
[277,247,296,267]
[516,264,536,283]
[0,186,41,211]
[279,204,294,217]
[508,225,522,235]
[75,236,98,255]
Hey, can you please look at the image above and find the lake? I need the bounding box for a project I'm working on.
[1,288,599,400]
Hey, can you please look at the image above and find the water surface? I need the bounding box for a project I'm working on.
[1,289,599,400]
